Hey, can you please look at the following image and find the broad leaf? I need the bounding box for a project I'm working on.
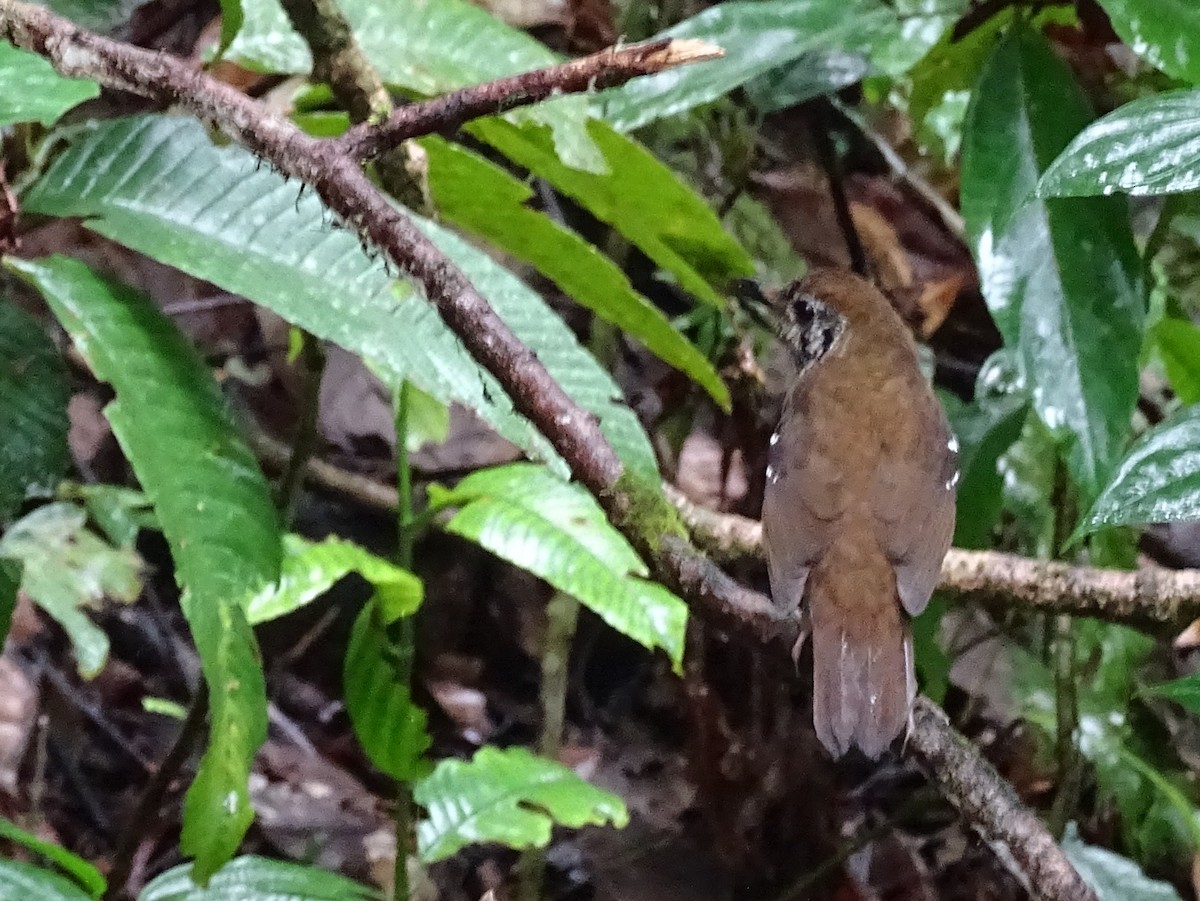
[139,856,378,900]
[594,0,895,132]
[943,374,1029,548]
[22,115,659,481]
[226,0,601,171]
[1062,824,1185,901]
[472,118,754,308]
[1154,317,1200,404]
[61,484,156,548]
[0,502,141,678]
[0,818,105,898]
[0,299,70,521]
[0,861,92,901]
[745,52,869,113]
[421,137,728,407]
[1093,0,1200,85]
[344,599,431,781]
[1075,405,1200,537]
[906,7,1012,162]
[429,464,687,668]
[0,558,18,649]
[1145,672,1200,712]
[0,41,98,127]
[961,26,1144,502]
[1040,91,1200,198]
[246,534,422,625]
[8,256,282,882]
[415,746,628,861]
[43,0,145,32]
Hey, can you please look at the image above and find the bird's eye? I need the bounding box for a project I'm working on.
[791,296,818,329]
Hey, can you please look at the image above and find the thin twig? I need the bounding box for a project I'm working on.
[334,38,723,161]
[277,0,389,123]
[517,592,581,901]
[275,336,326,525]
[810,99,868,277]
[392,383,418,901]
[831,97,967,244]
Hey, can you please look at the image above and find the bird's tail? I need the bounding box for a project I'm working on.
[809,580,915,759]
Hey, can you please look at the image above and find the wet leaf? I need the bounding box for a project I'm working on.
[0,41,98,127]
[1040,90,1200,198]
[961,26,1144,502]
[1075,404,1200,538]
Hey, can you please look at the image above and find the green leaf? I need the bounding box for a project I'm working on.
[1154,317,1200,404]
[961,26,1144,502]
[1062,823,1185,901]
[62,484,156,549]
[907,8,1009,162]
[422,136,728,408]
[0,41,98,127]
[22,115,659,480]
[0,861,92,900]
[430,464,687,668]
[1093,0,1200,85]
[139,856,378,900]
[1040,90,1200,198]
[1014,623,1200,861]
[226,0,601,171]
[594,0,895,132]
[42,0,145,32]
[0,502,141,678]
[745,51,869,113]
[1075,405,1200,537]
[216,0,244,59]
[7,256,282,882]
[912,595,949,704]
[246,534,422,625]
[1145,672,1200,712]
[344,599,431,781]
[0,299,70,521]
[415,746,628,861]
[863,0,969,77]
[944,355,1030,549]
[472,117,754,308]
[0,818,106,898]
[0,558,19,649]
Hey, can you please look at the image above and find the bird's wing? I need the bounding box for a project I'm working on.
[761,409,844,614]
[869,387,957,616]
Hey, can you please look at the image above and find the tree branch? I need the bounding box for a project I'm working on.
[910,698,1098,901]
[666,485,1200,627]
[333,38,722,160]
[0,6,1096,897]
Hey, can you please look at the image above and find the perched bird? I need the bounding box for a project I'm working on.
[762,270,957,759]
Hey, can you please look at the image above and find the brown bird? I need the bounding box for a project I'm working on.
[762,270,957,759]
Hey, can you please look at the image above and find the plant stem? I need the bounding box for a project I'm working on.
[1047,459,1080,839]
[105,691,208,900]
[392,381,417,901]
[516,592,581,901]
[275,333,326,526]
